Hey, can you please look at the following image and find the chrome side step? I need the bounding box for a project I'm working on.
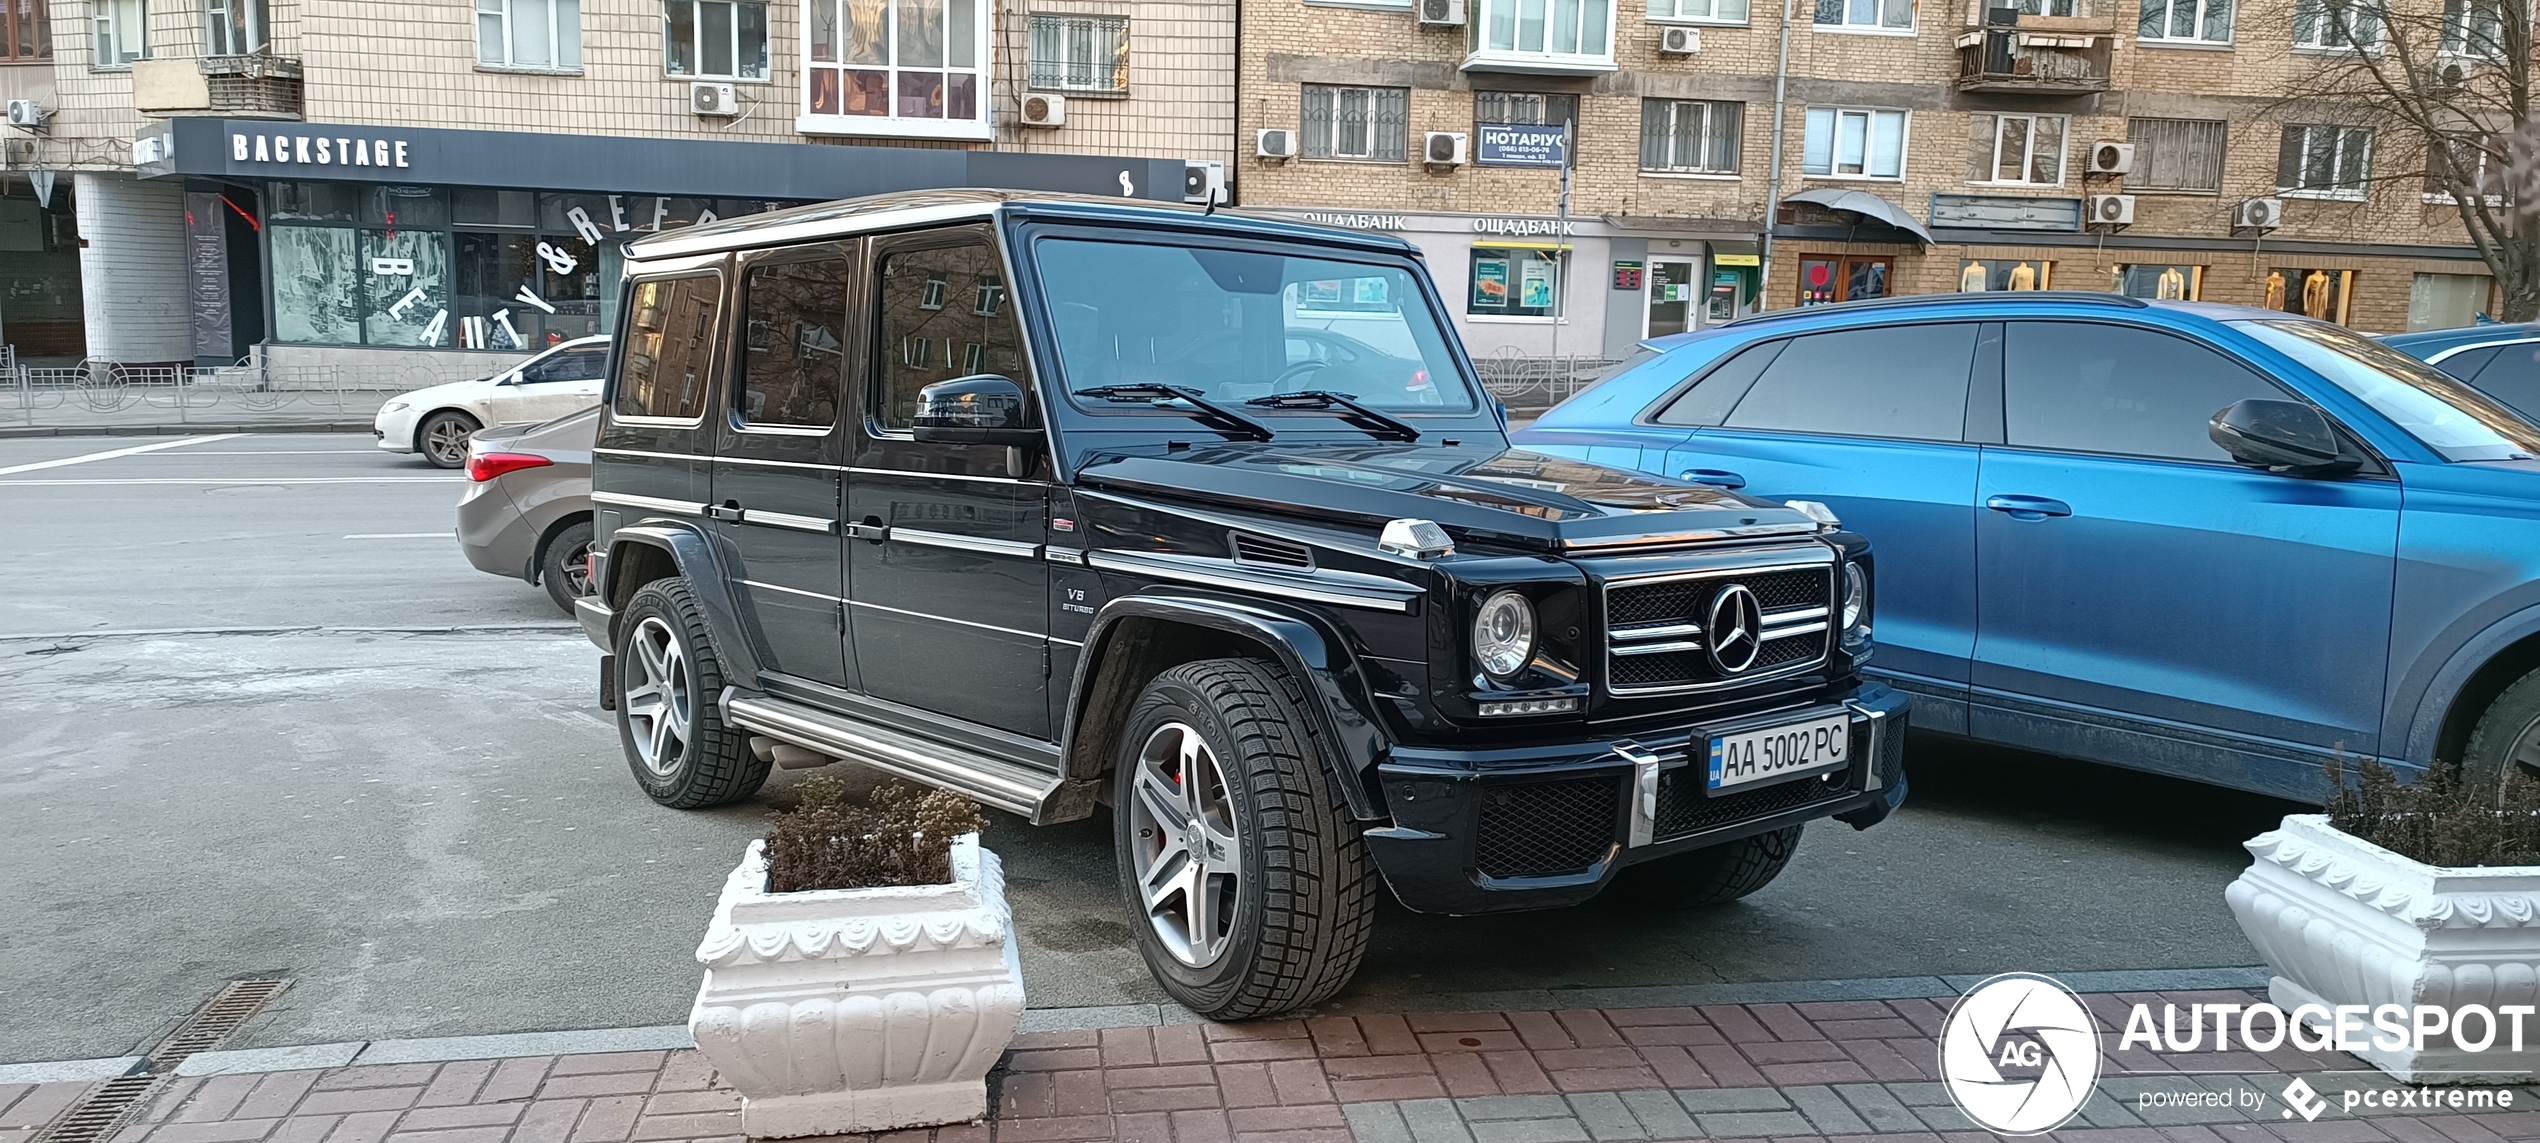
[725,693,1067,822]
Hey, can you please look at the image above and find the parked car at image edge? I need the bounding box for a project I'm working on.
[1515,291,2540,804]
[458,405,600,616]
[577,190,1909,1020]
[2382,322,2540,423]
[375,335,612,468]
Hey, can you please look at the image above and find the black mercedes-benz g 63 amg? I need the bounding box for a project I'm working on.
[577,190,1907,1020]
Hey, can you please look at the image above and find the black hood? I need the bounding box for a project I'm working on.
[1073,442,1821,553]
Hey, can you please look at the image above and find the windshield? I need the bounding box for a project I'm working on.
[2232,319,2540,462]
[1034,238,1478,414]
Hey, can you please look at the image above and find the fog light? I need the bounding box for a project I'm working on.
[1477,697,1580,717]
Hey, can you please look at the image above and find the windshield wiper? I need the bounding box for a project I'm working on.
[1245,390,1421,442]
[1074,384,1276,442]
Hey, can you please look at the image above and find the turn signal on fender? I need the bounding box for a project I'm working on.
[466,452,554,482]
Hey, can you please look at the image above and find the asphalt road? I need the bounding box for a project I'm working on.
[0,432,2298,1064]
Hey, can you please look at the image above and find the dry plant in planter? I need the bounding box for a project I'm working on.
[689,776,1023,1138]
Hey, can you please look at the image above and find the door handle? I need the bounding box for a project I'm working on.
[705,501,745,522]
[1984,494,2072,520]
[845,517,890,542]
[1679,468,1746,489]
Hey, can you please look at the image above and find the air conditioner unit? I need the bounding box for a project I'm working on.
[2237,197,2284,230]
[2087,141,2134,175]
[1423,131,1468,167]
[1659,26,1702,53]
[1256,128,1297,160]
[1019,92,1066,127]
[2436,60,2472,88]
[2087,193,2136,226]
[690,83,738,117]
[5,99,45,130]
[1184,159,1227,206]
[1419,0,1467,25]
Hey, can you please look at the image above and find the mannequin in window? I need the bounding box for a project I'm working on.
[2007,262,2038,290]
[2265,270,2287,311]
[2303,270,2334,320]
[2156,265,2188,299]
[1961,261,1990,292]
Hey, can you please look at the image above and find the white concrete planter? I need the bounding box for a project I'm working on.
[688,834,1026,1138]
[2226,813,2540,1082]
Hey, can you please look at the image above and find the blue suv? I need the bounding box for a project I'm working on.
[1515,292,2540,802]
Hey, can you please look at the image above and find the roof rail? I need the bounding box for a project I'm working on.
[1724,290,2150,327]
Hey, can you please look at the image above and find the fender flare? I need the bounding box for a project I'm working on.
[1062,590,1392,820]
[2394,600,2540,767]
[601,523,766,687]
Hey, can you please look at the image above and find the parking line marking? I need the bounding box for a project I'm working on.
[0,477,459,486]
[343,532,452,539]
[0,433,248,476]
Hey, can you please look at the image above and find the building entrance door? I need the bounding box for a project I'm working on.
[1645,259,1698,337]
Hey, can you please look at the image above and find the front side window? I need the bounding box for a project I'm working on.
[2004,321,2286,462]
[616,275,723,422]
[2233,319,2540,462]
[2292,0,2378,49]
[1725,323,1976,441]
[874,242,1025,431]
[739,257,849,428]
[1640,98,1741,174]
[2444,0,2502,56]
[92,0,145,65]
[1972,113,2066,185]
[2278,124,2372,199]
[479,0,581,70]
[805,0,986,134]
[1469,247,1563,317]
[522,346,609,383]
[1028,13,1126,93]
[2139,0,2231,42]
[665,0,766,79]
[1469,0,1614,59]
[1651,0,1746,21]
[2,0,49,60]
[1802,107,1907,179]
[205,0,263,54]
[1813,0,1911,31]
[1302,84,1409,162]
[2128,117,2225,192]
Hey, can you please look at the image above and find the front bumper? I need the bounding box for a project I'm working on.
[1363,682,1909,915]
[374,406,416,453]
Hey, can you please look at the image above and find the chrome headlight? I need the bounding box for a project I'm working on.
[1472,590,1537,680]
[1841,561,1869,633]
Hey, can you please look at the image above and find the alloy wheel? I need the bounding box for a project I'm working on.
[1127,721,1243,968]
[424,419,472,466]
[623,616,692,778]
[561,541,596,598]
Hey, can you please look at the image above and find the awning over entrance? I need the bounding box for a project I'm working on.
[1780,189,1934,246]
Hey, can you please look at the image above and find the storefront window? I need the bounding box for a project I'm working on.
[361,186,449,230]
[0,179,84,359]
[1957,259,2050,291]
[2112,263,2200,300]
[270,183,358,223]
[2264,267,2354,324]
[271,227,362,344]
[1470,247,1564,317]
[361,229,452,347]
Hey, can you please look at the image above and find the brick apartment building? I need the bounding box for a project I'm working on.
[1230,0,2509,360]
[0,0,1232,369]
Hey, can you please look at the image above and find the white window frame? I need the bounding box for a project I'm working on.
[1803,106,1909,180]
[2423,135,2505,205]
[1466,0,1618,71]
[1812,0,1912,35]
[2291,0,2379,52]
[1028,12,1128,94]
[91,0,146,68]
[2442,0,2503,58]
[477,0,582,73]
[2279,123,2373,201]
[799,0,992,141]
[665,0,769,82]
[1639,98,1742,176]
[205,0,264,55]
[2138,0,2233,44]
[1649,0,1747,25]
[1302,83,1410,162]
[1992,0,2076,16]
[1973,113,2067,187]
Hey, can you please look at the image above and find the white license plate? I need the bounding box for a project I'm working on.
[1707,713,1851,791]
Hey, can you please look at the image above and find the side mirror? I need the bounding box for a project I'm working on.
[2209,398,2356,475]
[912,374,1040,447]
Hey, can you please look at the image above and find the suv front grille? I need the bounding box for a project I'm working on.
[1473,775,1621,878]
[1653,764,1852,839]
[1603,564,1834,695]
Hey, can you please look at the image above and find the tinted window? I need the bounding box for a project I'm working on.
[875,242,1030,432]
[614,276,721,421]
[2003,322,2285,462]
[1721,324,1975,441]
[2469,342,2540,421]
[523,347,606,384]
[2231,320,2540,462]
[738,257,848,428]
[1654,340,1781,426]
[2434,344,2500,382]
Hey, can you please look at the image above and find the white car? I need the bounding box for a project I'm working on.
[374,336,611,468]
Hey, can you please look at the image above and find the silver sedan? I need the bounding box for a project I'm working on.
[456,404,597,615]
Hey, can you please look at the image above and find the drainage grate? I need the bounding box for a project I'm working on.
[30,1075,157,1143]
[32,979,290,1143]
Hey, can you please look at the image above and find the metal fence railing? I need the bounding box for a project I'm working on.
[1474,351,1626,412]
[1,355,503,427]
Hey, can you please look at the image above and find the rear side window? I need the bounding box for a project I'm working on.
[2467,342,2540,421]
[1720,323,1977,442]
[2002,321,2286,463]
[2433,344,2500,382]
[738,256,850,428]
[1654,340,1781,426]
[615,275,722,422]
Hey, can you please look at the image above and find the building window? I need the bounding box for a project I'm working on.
[1028,13,1127,93]
[2426,135,2506,203]
[1468,0,1615,65]
[2264,267,2354,323]
[1302,84,1409,162]
[1477,91,1579,131]
[2277,123,2372,199]
[1957,259,2051,291]
[2138,0,2231,43]
[205,0,263,54]
[1640,99,1741,174]
[666,0,767,79]
[2292,0,2377,50]
[2443,0,2501,57]
[2113,263,2202,299]
[3,0,50,59]
[1470,247,1563,317]
[1802,107,1907,179]
[2127,117,2225,192]
[1992,0,2076,15]
[1813,0,1910,32]
[2409,272,2489,330]
[478,0,581,71]
[804,0,988,138]
[91,0,145,66]
[1651,0,1746,23]
[1971,113,2065,185]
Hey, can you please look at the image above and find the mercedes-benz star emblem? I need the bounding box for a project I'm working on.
[1707,584,1763,674]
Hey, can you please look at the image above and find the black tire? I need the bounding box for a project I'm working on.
[1607,825,1803,908]
[614,577,768,809]
[416,410,480,469]
[539,520,597,617]
[1111,658,1373,1020]
[2462,667,2540,803]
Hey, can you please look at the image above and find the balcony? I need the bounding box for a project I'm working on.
[1954,20,2113,93]
[1462,0,1618,75]
[132,54,303,120]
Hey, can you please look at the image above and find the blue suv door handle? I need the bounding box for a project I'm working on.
[1985,494,2072,520]
[1679,468,1747,489]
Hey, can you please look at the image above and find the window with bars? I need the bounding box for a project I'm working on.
[1640,99,1741,174]
[2277,124,2373,199]
[1029,13,1127,94]
[2292,0,2378,50]
[1802,107,1907,179]
[1970,113,2065,185]
[665,0,767,79]
[1302,84,1409,162]
[2127,117,2225,191]
[478,0,580,70]
[2,0,49,59]
[2138,0,2231,42]
[1476,91,1578,131]
[92,0,146,66]
[205,0,264,54]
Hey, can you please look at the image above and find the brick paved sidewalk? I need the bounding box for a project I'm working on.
[7,989,2536,1143]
